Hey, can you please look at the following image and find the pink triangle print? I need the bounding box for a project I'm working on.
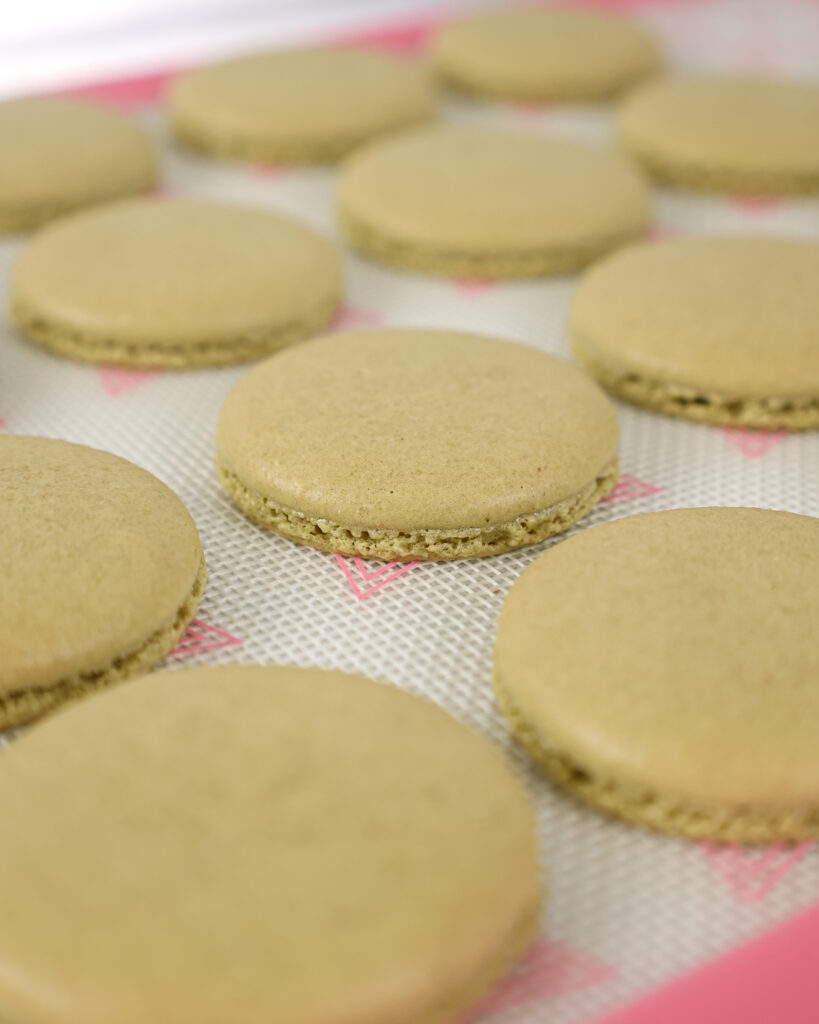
[169,619,243,657]
[330,305,383,330]
[344,18,434,55]
[645,224,676,242]
[721,427,786,458]
[466,937,617,1021]
[702,841,813,905]
[335,554,419,600]
[600,473,662,503]
[515,99,552,115]
[98,365,160,397]
[452,277,493,297]
[0,417,7,430]
[251,162,286,177]
[733,195,780,214]
[67,68,174,107]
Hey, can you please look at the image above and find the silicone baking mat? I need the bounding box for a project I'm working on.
[2,1,818,1020]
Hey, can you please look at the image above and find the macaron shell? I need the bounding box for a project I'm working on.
[168,47,436,163]
[0,666,540,1024]
[0,98,156,231]
[618,75,819,193]
[432,6,662,100]
[11,198,342,366]
[338,125,651,276]
[216,328,618,535]
[571,234,819,409]
[0,435,204,697]
[495,507,819,834]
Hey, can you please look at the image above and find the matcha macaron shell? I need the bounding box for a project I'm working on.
[0,666,540,1024]
[338,125,651,278]
[495,507,819,842]
[11,197,342,367]
[216,328,619,560]
[571,234,819,428]
[618,74,819,194]
[0,97,156,233]
[0,435,205,729]
[168,47,436,164]
[432,5,662,101]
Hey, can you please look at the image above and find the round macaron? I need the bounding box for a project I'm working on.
[494,507,819,843]
[0,97,157,233]
[570,234,819,429]
[618,74,819,194]
[0,435,205,730]
[431,5,662,101]
[168,46,436,164]
[11,197,342,368]
[0,665,540,1024]
[338,125,651,277]
[216,328,619,560]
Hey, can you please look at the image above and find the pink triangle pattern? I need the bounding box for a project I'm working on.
[721,427,786,458]
[733,196,781,214]
[251,163,286,177]
[515,99,552,115]
[452,277,494,296]
[335,554,419,600]
[341,18,435,55]
[0,417,7,430]
[646,224,677,242]
[737,46,773,74]
[703,842,813,905]
[330,305,383,330]
[169,619,243,657]
[600,473,663,503]
[466,937,617,1021]
[64,68,175,107]
[98,365,160,397]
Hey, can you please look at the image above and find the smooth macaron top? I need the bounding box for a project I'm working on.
[216,328,618,532]
[0,665,539,1024]
[0,435,203,693]
[168,47,436,160]
[495,507,819,810]
[571,234,819,398]
[339,125,651,255]
[432,5,661,100]
[0,97,156,229]
[11,197,341,350]
[618,74,819,188]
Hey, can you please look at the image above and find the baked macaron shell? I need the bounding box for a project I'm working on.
[338,125,652,277]
[432,5,662,101]
[618,74,819,193]
[168,47,436,163]
[571,234,819,426]
[215,329,618,555]
[495,507,819,839]
[0,666,540,1024]
[0,97,156,232]
[0,436,204,719]
[11,197,342,366]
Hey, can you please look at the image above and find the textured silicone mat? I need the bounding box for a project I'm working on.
[2,1,819,1021]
